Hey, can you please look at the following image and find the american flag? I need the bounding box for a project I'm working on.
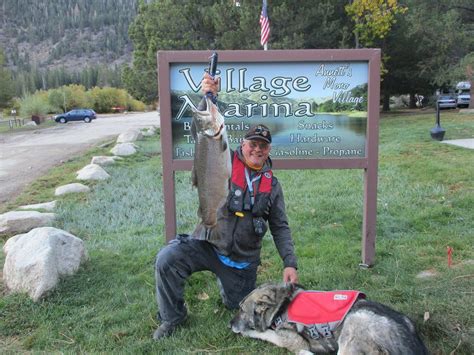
[259,0,270,47]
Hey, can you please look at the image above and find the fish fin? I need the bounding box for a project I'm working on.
[191,119,198,140]
[191,165,198,187]
[221,137,228,152]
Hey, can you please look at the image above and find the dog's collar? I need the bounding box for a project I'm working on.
[270,288,304,330]
[270,295,293,330]
[271,313,286,330]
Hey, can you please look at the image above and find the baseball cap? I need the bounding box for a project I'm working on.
[244,124,272,143]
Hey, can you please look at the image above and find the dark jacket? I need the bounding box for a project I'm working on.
[193,147,297,269]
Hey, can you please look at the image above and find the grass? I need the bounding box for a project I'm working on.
[0,118,56,134]
[1,110,473,354]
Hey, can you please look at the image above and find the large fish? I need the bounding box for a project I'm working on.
[191,96,232,235]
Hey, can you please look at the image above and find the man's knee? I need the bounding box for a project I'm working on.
[155,243,184,276]
[155,247,171,273]
[155,238,197,280]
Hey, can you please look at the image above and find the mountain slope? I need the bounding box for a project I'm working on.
[0,0,138,71]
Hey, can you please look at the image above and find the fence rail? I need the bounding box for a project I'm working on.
[0,118,25,130]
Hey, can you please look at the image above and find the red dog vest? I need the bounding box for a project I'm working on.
[274,291,365,339]
[288,291,364,324]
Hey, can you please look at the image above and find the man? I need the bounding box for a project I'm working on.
[153,74,298,340]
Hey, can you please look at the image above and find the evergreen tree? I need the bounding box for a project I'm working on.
[0,48,14,107]
[124,0,350,103]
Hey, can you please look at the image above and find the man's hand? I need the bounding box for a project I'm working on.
[201,73,220,97]
[283,267,298,283]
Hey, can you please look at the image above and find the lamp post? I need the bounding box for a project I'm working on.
[430,94,446,141]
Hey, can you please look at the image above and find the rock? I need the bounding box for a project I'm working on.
[110,143,138,156]
[18,201,57,211]
[91,156,122,166]
[76,164,110,181]
[0,211,55,236]
[117,129,142,143]
[98,139,116,149]
[25,121,37,126]
[141,129,154,137]
[416,269,438,279]
[141,127,157,136]
[3,227,87,301]
[55,183,90,196]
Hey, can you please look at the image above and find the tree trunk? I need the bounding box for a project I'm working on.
[382,93,390,111]
[409,93,417,109]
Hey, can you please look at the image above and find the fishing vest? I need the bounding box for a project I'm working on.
[228,151,273,217]
[272,291,365,340]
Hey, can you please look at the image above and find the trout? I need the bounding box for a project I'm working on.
[191,96,231,235]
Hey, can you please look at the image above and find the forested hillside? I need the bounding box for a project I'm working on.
[0,0,472,107]
[0,0,137,70]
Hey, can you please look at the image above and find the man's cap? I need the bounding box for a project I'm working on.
[245,124,272,143]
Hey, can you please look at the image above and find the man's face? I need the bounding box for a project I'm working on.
[241,139,271,169]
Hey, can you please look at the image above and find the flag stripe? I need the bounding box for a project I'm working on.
[260,0,270,46]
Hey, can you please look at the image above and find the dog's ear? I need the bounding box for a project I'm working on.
[284,282,304,299]
[254,283,295,330]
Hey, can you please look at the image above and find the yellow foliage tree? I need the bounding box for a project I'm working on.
[345,0,407,48]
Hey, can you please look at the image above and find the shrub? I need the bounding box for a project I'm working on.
[48,85,90,113]
[19,93,50,118]
[2,98,21,117]
[127,98,146,111]
[88,86,129,113]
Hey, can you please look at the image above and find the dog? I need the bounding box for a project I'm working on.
[230,283,428,354]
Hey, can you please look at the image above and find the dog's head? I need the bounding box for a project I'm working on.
[230,282,302,333]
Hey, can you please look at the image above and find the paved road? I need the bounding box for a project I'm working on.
[0,112,159,205]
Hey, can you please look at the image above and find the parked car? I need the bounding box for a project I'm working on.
[456,81,471,108]
[54,109,97,123]
[456,94,471,108]
[437,95,457,109]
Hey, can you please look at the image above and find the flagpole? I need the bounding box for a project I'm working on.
[260,0,270,51]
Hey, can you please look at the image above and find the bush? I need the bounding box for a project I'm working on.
[19,86,146,115]
[48,85,91,113]
[19,94,50,118]
[2,99,20,117]
[88,86,128,113]
[127,98,146,111]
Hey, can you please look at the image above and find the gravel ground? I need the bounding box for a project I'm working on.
[0,112,159,206]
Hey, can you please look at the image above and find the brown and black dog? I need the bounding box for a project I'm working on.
[230,283,428,354]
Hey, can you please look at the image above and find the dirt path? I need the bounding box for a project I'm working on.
[0,112,159,206]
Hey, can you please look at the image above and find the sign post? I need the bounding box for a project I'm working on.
[158,49,380,266]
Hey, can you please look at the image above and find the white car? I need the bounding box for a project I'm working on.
[456,81,471,108]
[437,95,457,109]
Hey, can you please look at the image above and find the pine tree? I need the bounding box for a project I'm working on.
[0,48,14,107]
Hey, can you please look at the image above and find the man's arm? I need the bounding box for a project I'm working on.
[267,181,299,283]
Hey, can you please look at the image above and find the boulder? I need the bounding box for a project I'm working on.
[76,164,110,181]
[25,121,37,127]
[3,227,87,301]
[141,127,157,136]
[416,269,438,279]
[18,201,57,211]
[55,183,90,196]
[117,129,142,143]
[0,211,55,236]
[110,143,138,156]
[91,156,122,166]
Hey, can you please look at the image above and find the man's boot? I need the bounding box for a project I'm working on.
[153,322,178,340]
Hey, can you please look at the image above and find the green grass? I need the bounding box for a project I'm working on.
[0,118,56,134]
[1,111,473,353]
